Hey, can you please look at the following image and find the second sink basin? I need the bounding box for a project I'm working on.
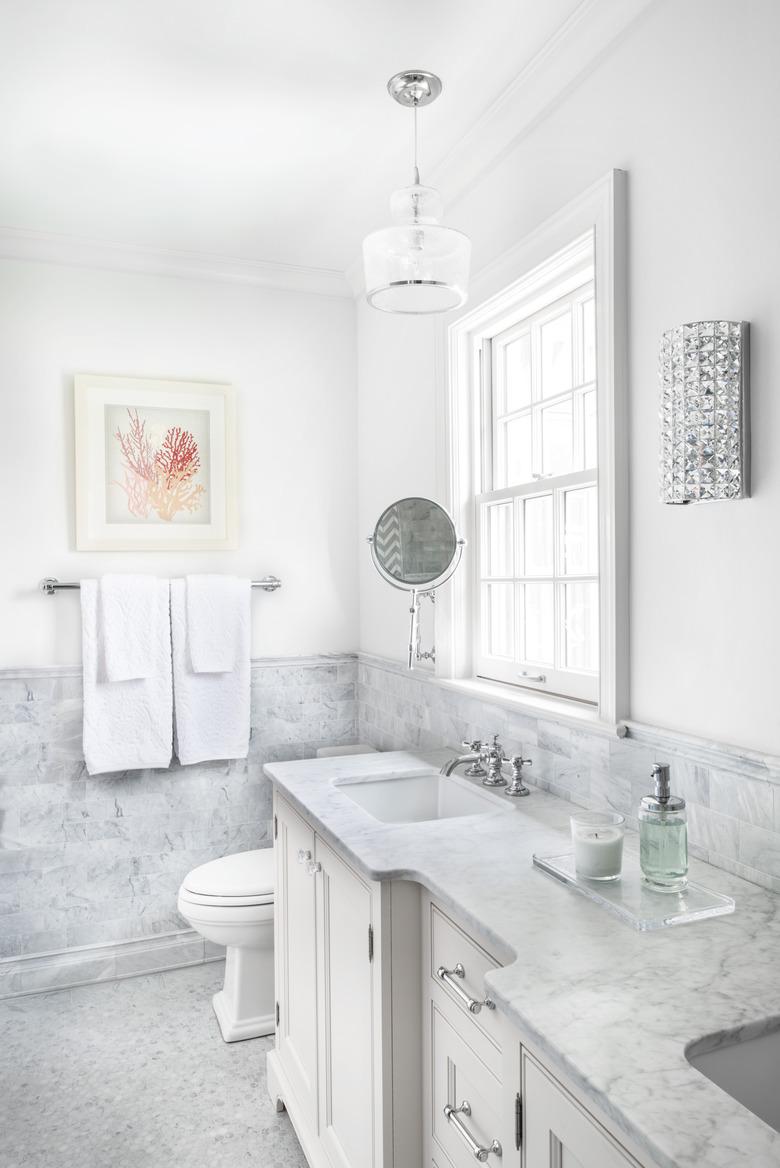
[687,1021,780,1134]
[335,770,511,824]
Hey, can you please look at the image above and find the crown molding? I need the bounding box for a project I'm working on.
[0,226,352,299]
[429,0,654,208]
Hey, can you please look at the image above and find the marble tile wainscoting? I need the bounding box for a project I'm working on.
[0,655,357,997]
[357,654,780,893]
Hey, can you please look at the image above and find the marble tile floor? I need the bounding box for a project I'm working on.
[0,963,307,1168]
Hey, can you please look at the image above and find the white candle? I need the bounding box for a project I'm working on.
[571,812,625,881]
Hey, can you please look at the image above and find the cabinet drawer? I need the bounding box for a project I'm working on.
[430,903,503,1051]
[431,1001,504,1168]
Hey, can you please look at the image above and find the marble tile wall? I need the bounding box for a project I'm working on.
[0,655,357,988]
[357,655,780,893]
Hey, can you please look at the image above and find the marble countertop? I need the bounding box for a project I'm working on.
[264,750,780,1168]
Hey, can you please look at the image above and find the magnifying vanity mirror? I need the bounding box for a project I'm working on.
[367,497,465,668]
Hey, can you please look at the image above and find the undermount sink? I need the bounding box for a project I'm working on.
[334,770,511,824]
[687,1021,780,1133]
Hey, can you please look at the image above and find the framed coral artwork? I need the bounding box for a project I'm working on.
[74,374,237,550]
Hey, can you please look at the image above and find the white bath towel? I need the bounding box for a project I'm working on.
[186,574,251,673]
[100,574,160,682]
[171,577,251,765]
[81,578,173,776]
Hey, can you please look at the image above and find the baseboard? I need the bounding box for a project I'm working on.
[0,929,225,999]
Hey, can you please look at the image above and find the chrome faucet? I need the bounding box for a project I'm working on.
[441,734,533,794]
[440,740,489,778]
[440,734,508,787]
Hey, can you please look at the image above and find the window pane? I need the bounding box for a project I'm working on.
[523,582,554,665]
[485,502,513,576]
[540,311,572,398]
[484,582,515,658]
[501,413,533,486]
[503,334,531,412]
[563,581,599,672]
[564,486,598,575]
[582,298,596,383]
[584,388,597,468]
[523,495,553,576]
[540,397,574,476]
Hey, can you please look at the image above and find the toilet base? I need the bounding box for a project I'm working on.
[212,990,275,1043]
[211,941,275,1043]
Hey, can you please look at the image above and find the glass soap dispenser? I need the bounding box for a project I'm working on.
[639,763,688,892]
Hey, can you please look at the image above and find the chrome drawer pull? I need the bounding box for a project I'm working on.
[444,1101,502,1162]
[436,963,495,1014]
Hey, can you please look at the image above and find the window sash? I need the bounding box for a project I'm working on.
[475,473,599,702]
[490,286,595,492]
[476,280,599,704]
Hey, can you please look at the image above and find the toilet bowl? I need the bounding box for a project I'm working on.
[178,848,275,1043]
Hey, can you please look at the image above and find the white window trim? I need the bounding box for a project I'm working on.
[434,170,628,728]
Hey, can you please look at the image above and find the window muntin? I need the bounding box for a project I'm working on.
[477,281,598,702]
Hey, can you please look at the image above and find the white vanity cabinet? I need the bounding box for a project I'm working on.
[270,789,648,1168]
[270,792,414,1168]
[273,797,319,1129]
[422,895,645,1168]
[314,835,382,1168]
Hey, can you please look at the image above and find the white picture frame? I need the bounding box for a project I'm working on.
[74,373,237,551]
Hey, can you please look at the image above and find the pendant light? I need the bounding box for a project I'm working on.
[362,70,471,315]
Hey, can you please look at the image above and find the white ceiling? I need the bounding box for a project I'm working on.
[0,0,584,274]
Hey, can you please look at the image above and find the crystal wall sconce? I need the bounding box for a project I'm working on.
[659,320,750,504]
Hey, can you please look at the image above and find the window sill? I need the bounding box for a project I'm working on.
[434,675,626,738]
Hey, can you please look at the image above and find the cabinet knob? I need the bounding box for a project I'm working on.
[307,860,322,876]
[297,849,312,865]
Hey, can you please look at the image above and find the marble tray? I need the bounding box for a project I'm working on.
[532,850,735,931]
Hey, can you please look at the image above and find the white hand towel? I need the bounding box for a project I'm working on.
[81,579,173,776]
[100,574,160,682]
[186,575,250,673]
[171,577,251,766]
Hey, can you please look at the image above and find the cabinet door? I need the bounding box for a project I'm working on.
[522,1053,639,1168]
[275,795,318,1127]
[315,836,380,1168]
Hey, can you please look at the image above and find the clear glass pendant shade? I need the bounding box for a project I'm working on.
[363,182,471,314]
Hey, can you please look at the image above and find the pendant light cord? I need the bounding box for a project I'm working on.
[413,100,420,186]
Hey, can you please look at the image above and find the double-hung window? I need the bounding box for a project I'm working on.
[446,174,627,722]
[477,277,599,702]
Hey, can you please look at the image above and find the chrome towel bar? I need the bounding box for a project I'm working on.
[39,576,282,595]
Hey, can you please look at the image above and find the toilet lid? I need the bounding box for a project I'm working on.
[183,848,274,901]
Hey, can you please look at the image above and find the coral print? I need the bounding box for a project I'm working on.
[114,408,206,521]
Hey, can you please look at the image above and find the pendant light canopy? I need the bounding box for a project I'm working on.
[362,70,471,315]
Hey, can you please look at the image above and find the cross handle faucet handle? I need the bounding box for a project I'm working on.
[505,753,532,797]
[461,738,484,752]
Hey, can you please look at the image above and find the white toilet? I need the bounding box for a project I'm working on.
[177,848,275,1043]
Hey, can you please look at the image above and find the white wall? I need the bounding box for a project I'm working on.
[357,0,780,756]
[0,259,358,666]
[357,302,438,662]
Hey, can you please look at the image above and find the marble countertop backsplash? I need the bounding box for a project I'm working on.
[265,748,780,1168]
